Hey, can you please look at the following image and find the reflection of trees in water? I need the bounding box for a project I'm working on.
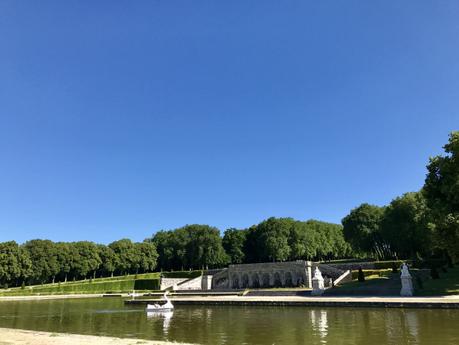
[2,299,459,344]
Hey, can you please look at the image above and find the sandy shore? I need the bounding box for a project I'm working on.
[0,328,195,345]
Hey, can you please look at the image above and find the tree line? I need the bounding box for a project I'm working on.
[342,131,459,263]
[0,239,158,288]
[151,219,351,272]
[1,131,458,288]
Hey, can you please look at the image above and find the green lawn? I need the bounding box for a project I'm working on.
[416,266,459,296]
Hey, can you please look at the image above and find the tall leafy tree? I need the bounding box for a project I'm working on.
[222,228,247,264]
[23,239,60,284]
[109,239,138,275]
[98,245,116,277]
[424,131,459,261]
[342,204,387,258]
[380,192,432,259]
[136,242,158,273]
[55,242,76,282]
[0,241,31,287]
[72,241,101,279]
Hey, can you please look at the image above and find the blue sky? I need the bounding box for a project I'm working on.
[0,1,458,244]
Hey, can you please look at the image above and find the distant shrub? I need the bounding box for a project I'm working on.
[430,267,440,279]
[134,279,160,290]
[415,275,424,290]
[373,260,405,270]
[351,269,391,280]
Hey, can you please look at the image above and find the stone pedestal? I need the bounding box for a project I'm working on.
[202,275,213,290]
[400,263,413,297]
[311,267,325,296]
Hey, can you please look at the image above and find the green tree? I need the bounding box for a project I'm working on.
[184,224,228,269]
[251,218,294,262]
[109,239,138,275]
[136,242,158,273]
[152,224,227,270]
[55,242,76,282]
[424,131,459,261]
[72,241,101,279]
[23,239,60,284]
[97,245,116,277]
[342,204,387,258]
[0,241,29,287]
[380,192,432,259]
[222,228,247,264]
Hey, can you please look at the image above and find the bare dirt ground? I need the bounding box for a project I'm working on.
[0,328,195,345]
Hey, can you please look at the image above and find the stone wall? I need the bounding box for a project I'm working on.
[213,261,313,289]
[175,276,203,290]
[160,278,187,290]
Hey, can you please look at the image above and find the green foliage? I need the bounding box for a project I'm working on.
[23,240,60,284]
[0,273,161,296]
[351,269,391,280]
[373,260,405,269]
[72,241,101,279]
[243,217,350,263]
[342,204,387,258]
[152,224,228,271]
[380,192,432,258]
[133,279,160,290]
[0,241,31,287]
[222,228,247,264]
[424,131,459,261]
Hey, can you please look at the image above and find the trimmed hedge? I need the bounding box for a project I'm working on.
[162,270,202,279]
[134,279,160,290]
[373,260,407,269]
[0,277,161,296]
[351,269,391,280]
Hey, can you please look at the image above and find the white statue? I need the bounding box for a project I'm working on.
[400,263,413,297]
[311,267,325,296]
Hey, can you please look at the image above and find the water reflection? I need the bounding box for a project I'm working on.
[404,310,419,339]
[310,310,328,343]
[146,311,173,334]
[0,298,457,345]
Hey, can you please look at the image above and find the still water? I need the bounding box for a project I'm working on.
[0,298,458,345]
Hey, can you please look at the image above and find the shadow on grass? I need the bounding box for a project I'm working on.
[416,266,459,296]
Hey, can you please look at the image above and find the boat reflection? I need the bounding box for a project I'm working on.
[146,310,173,333]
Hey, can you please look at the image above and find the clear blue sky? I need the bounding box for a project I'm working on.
[0,1,458,244]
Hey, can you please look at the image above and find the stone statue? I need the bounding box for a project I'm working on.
[311,267,325,296]
[400,263,413,297]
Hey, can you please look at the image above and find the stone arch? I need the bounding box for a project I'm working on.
[251,273,260,288]
[262,273,270,288]
[297,275,304,287]
[232,274,240,289]
[274,272,283,287]
[285,271,293,287]
[241,273,249,288]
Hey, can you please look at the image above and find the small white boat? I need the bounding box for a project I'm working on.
[146,292,174,312]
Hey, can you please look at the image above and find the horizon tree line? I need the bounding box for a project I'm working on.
[0,131,458,288]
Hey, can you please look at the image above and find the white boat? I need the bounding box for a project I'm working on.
[146,292,174,312]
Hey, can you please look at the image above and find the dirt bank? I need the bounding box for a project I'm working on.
[0,328,195,345]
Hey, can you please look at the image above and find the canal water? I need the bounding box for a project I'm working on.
[0,298,458,344]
